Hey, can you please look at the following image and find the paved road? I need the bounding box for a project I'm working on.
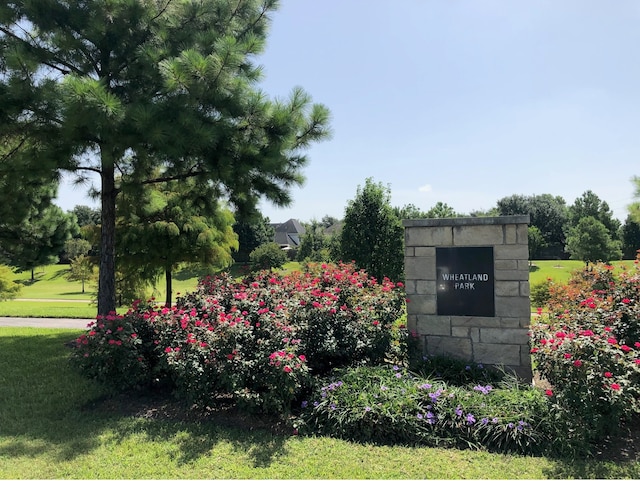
[0,317,93,329]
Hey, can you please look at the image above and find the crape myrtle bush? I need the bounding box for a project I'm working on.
[530,259,640,450]
[297,364,550,454]
[72,262,406,414]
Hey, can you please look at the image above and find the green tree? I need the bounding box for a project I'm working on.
[0,264,21,301]
[528,225,547,261]
[1,0,331,315]
[0,204,76,279]
[249,242,287,271]
[232,214,275,264]
[297,219,331,262]
[425,201,459,218]
[621,215,640,260]
[117,179,238,306]
[497,193,568,251]
[66,254,94,294]
[568,190,621,241]
[339,178,404,282]
[63,238,92,262]
[565,216,622,263]
[71,205,101,228]
[320,215,340,228]
[394,203,428,219]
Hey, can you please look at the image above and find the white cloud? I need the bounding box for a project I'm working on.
[418,184,433,193]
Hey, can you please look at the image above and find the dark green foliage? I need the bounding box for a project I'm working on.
[622,215,640,260]
[0,204,77,278]
[71,205,101,227]
[565,216,622,262]
[249,242,287,271]
[232,214,275,263]
[568,190,621,241]
[496,193,568,252]
[339,178,404,282]
[528,225,547,260]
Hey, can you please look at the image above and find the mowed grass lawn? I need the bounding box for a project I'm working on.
[0,262,301,318]
[1,327,637,479]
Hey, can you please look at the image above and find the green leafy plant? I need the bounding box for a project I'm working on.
[73,262,406,415]
[297,364,550,454]
[530,260,640,451]
[249,242,288,271]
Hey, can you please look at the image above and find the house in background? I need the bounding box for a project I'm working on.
[271,219,306,253]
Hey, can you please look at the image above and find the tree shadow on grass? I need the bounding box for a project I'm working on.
[83,390,291,467]
[0,330,289,469]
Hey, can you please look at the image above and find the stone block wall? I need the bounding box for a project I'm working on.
[403,215,532,381]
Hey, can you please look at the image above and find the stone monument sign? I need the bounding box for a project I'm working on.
[403,215,532,381]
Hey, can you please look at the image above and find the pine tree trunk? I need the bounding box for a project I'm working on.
[165,267,172,307]
[98,157,117,316]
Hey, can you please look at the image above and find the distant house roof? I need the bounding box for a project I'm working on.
[272,219,306,247]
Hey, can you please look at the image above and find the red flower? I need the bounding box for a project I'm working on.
[622,298,631,304]
[563,353,572,359]
[608,337,618,345]
[372,321,379,326]
[283,366,292,373]
[621,345,632,352]
[530,348,539,353]
[545,390,553,396]
[604,372,613,378]
[573,360,582,367]
[610,383,621,391]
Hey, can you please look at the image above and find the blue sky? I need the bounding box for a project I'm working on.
[56,1,640,222]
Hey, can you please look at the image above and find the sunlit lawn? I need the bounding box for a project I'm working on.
[529,259,636,286]
[2,327,638,479]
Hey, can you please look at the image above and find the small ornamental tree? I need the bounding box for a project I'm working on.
[66,254,94,293]
[0,264,21,300]
[339,178,404,282]
[249,242,287,271]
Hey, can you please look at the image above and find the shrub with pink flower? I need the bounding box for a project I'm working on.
[530,260,640,445]
[72,262,405,415]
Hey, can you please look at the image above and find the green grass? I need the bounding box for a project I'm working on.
[0,301,100,318]
[3,327,639,479]
[529,260,637,287]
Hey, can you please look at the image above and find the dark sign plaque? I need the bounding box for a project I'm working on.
[436,247,494,317]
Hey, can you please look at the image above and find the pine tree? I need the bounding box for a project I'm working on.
[0,1,331,314]
[117,177,238,306]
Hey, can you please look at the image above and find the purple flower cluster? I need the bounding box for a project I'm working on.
[473,384,493,395]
